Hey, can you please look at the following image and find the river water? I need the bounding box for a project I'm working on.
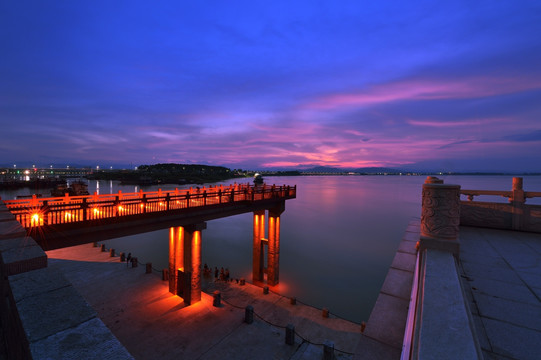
[2,175,540,323]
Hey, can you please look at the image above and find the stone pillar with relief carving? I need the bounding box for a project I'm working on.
[420,176,461,255]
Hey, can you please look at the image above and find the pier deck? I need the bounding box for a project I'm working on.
[459,226,541,360]
[47,244,363,359]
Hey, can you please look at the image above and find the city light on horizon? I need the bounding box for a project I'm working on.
[1,1,540,172]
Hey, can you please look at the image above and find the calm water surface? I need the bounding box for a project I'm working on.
[2,175,540,322]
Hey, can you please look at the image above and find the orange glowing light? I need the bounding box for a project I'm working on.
[93,208,100,215]
[31,213,41,226]
[118,206,124,212]
[64,212,72,220]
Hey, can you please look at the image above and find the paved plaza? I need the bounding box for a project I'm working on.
[459,226,541,360]
[47,244,365,359]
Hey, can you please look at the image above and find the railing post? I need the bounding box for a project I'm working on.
[218,189,222,204]
[165,193,170,211]
[142,194,147,213]
[420,177,461,255]
[41,200,49,226]
[203,191,207,206]
[186,193,190,208]
[511,177,525,230]
[82,198,88,220]
[115,196,120,217]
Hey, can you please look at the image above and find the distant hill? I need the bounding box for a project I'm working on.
[352,167,404,174]
[301,166,405,174]
[301,166,345,173]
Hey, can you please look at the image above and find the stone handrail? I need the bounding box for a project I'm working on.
[461,189,541,202]
[459,177,541,233]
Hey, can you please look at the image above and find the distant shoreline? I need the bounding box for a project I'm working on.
[263,172,541,176]
[2,163,540,191]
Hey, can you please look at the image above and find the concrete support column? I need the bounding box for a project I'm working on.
[169,223,206,305]
[267,202,285,286]
[252,210,265,283]
[267,213,281,286]
[184,223,205,305]
[169,226,184,294]
[420,177,461,255]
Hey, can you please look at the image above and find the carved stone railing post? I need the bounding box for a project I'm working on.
[420,177,461,255]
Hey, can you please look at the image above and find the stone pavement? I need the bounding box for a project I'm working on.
[47,244,365,359]
[458,226,541,360]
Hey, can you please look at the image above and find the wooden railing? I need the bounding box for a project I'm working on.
[4,184,296,228]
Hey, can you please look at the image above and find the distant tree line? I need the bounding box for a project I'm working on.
[87,163,243,185]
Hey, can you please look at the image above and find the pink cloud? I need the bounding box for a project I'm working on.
[406,118,508,128]
[305,75,541,111]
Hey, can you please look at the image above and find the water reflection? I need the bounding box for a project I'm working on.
[2,175,540,323]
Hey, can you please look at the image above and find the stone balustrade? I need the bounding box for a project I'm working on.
[460,177,541,233]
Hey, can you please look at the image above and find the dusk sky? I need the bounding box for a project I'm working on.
[1,1,540,172]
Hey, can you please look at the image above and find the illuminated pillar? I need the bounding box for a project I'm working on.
[168,223,206,305]
[182,223,205,305]
[267,203,284,286]
[267,213,280,286]
[253,210,265,283]
[169,226,184,294]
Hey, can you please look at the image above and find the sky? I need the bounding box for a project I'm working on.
[1,1,541,172]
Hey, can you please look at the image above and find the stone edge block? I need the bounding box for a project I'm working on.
[0,220,26,240]
[9,266,71,302]
[380,267,414,300]
[13,276,97,342]
[390,251,416,272]
[363,219,420,350]
[364,292,409,349]
[2,244,47,276]
[30,317,134,360]
[0,236,38,252]
[0,211,16,222]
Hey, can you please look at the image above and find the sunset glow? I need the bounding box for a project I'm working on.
[1,1,540,172]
